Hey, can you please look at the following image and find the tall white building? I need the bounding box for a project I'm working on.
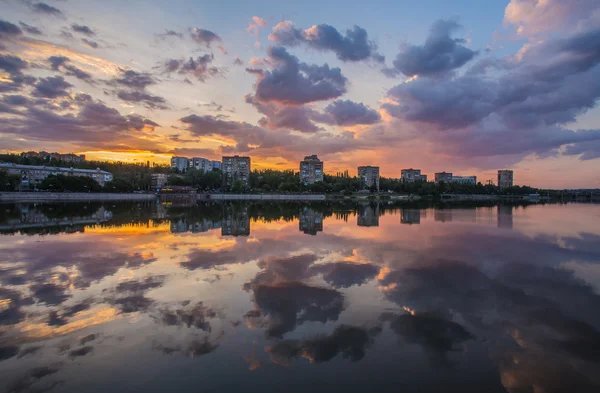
[170,156,189,172]
[190,157,213,172]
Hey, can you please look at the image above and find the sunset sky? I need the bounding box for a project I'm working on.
[1,0,599,188]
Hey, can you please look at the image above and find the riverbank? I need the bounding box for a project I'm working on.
[203,194,326,201]
[0,192,157,203]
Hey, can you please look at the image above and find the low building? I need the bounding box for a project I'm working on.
[0,163,113,188]
[22,151,85,164]
[401,168,427,182]
[451,175,477,185]
[434,172,453,183]
[358,166,380,191]
[222,156,251,187]
[300,155,324,185]
[151,173,168,191]
[498,169,514,189]
[170,156,189,173]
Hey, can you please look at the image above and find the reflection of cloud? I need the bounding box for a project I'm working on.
[267,324,380,365]
[247,282,345,337]
[309,262,379,288]
[154,302,217,332]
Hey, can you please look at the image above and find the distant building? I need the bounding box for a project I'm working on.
[0,163,112,188]
[22,151,85,164]
[401,168,427,182]
[170,156,189,172]
[222,156,251,187]
[212,161,222,170]
[151,173,168,191]
[300,155,324,185]
[189,157,211,172]
[434,172,453,183]
[451,175,477,185]
[358,166,380,191]
[299,207,323,235]
[498,170,514,189]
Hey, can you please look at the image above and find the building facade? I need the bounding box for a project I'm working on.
[151,173,168,191]
[170,156,189,173]
[22,151,86,164]
[434,172,453,183]
[498,170,514,189]
[358,166,380,191]
[0,163,113,188]
[451,175,477,185]
[299,155,324,185]
[222,156,251,187]
[190,157,213,172]
[212,161,222,170]
[401,168,427,182]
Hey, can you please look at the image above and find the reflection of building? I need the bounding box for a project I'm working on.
[434,209,452,222]
[498,170,514,189]
[222,205,250,236]
[299,207,323,235]
[151,173,168,191]
[497,204,514,229]
[222,156,251,188]
[401,168,427,182]
[401,209,421,224]
[171,156,189,172]
[451,175,477,185]
[358,166,380,191]
[170,218,222,233]
[300,155,324,185]
[0,163,113,188]
[357,204,379,227]
[434,172,453,183]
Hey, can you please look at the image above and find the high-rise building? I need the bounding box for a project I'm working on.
[190,157,213,172]
[299,155,324,185]
[498,170,514,189]
[358,166,380,191]
[434,172,453,183]
[451,175,477,185]
[222,156,251,187]
[171,156,189,172]
[401,168,427,182]
[151,173,168,191]
[212,161,222,170]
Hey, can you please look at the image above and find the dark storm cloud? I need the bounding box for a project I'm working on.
[0,346,19,361]
[0,19,23,39]
[325,100,381,126]
[382,25,600,161]
[564,139,600,160]
[390,19,477,78]
[309,262,379,288]
[154,301,217,331]
[163,54,223,82]
[247,282,345,337]
[48,56,93,81]
[267,324,380,365]
[117,90,168,110]
[190,28,222,47]
[71,24,95,36]
[247,46,347,105]
[81,38,99,48]
[31,2,62,16]
[19,22,42,35]
[33,75,73,98]
[269,22,384,63]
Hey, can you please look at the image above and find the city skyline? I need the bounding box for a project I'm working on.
[2,1,600,188]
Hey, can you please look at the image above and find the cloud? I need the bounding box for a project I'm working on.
[154,301,217,331]
[0,19,23,40]
[247,46,347,105]
[190,28,222,47]
[325,100,381,126]
[30,283,70,305]
[116,90,168,110]
[112,69,156,89]
[31,2,62,16]
[389,19,477,78]
[71,24,96,36]
[233,57,244,66]
[267,325,380,365]
[19,22,42,35]
[269,21,384,63]
[309,262,379,288]
[245,94,326,133]
[156,29,182,39]
[81,38,99,48]
[163,54,223,82]
[115,276,165,293]
[33,75,73,98]
[109,69,167,108]
[48,55,93,81]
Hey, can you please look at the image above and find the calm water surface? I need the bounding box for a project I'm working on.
[1,201,600,393]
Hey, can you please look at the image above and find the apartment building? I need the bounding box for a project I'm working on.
[498,170,514,189]
[222,156,251,187]
[401,168,427,182]
[358,166,380,191]
[451,175,477,185]
[151,173,168,191]
[300,155,324,185]
[434,172,453,183]
[0,163,113,188]
[170,156,189,172]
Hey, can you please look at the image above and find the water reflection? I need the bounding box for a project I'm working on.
[0,201,599,392]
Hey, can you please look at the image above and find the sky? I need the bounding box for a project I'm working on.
[1,0,599,188]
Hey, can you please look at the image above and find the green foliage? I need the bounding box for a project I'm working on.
[38,174,102,192]
[0,170,21,191]
[103,179,134,193]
